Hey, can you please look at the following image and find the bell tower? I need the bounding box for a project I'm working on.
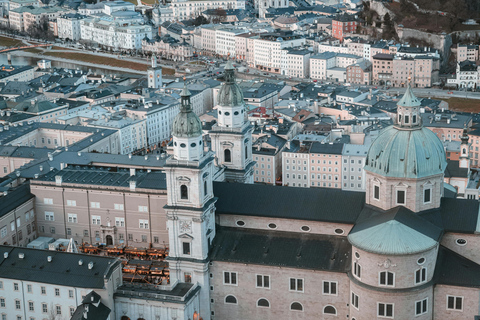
[147,54,163,89]
[164,80,216,319]
[209,60,254,183]
[460,127,470,169]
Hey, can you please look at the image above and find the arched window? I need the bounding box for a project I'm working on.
[180,185,188,200]
[257,298,270,308]
[225,295,237,304]
[204,180,208,197]
[121,317,130,320]
[323,305,337,315]
[224,149,231,162]
[290,302,303,311]
[245,146,248,159]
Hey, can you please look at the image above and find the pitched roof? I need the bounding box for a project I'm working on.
[213,182,365,224]
[0,246,120,288]
[434,246,480,288]
[0,184,33,218]
[210,226,351,271]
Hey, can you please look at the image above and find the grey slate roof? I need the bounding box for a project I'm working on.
[71,291,111,320]
[36,166,167,190]
[0,184,33,218]
[444,160,468,178]
[210,226,351,271]
[434,246,480,288]
[0,246,120,288]
[213,182,365,224]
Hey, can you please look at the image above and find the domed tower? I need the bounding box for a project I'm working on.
[210,60,254,183]
[164,80,217,319]
[171,83,204,161]
[346,82,447,320]
[363,81,447,212]
[459,127,470,169]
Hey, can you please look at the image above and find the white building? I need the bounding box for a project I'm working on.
[103,0,135,15]
[57,13,85,41]
[310,52,362,81]
[215,27,247,57]
[286,49,311,78]
[80,16,152,50]
[254,32,306,74]
[0,246,122,320]
[341,143,369,192]
[169,0,245,20]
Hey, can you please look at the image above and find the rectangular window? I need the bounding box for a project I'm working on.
[256,275,270,289]
[447,295,463,310]
[138,206,148,212]
[351,292,359,309]
[141,235,147,242]
[182,242,190,255]
[424,188,431,203]
[14,283,18,291]
[415,268,427,284]
[92,216,101,225]
[41,286,46,294]
[353,261,362,278]
[139,219,149,229]
[56,305,61,315]
[374,185,380,199]
[0,227,6,238]
[397,190,405,204]
[224,271,238,285]
[67,213,77,223]
[42,303,48,313]
[378,302,394,318]
[323,281,337,295]
[66,200,76,206]
[379,271,395,286]
[0,298,4,307]
[15,300,21,310]
[90,202,100,209]
[115,218,125,227]
[28,301,34,311]
[70,307,75,316]
[416,298,428,315]
[55,288,60,296]
[289,278,304,292]
[27,284,31,292]
[45,212,54,221]
[69,290,74,298]
[114,203,124,210]
[43,198,53,204]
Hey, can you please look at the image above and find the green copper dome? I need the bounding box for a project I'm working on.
[365,83,446,179]
[364,126,446,178]
[172,83,203,138]
[217,61,244,107]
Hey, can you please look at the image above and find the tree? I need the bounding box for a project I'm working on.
[382,13,397,40]
[27,15,54,41]
[193,15,209,26]
[210,8,227,23]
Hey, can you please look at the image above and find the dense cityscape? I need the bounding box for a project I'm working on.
[0,0,479,319]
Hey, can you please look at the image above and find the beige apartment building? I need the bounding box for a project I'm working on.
[346,60,371,85]
[457,44,479,62]
[31,166,169,248]
[372,53,394,85]
[0,184,36,247]
[252,133,286,185]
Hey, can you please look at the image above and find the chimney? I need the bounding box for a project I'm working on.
[47,256,52,262]
[130,180,136,191]
[130,168,136,176]
[88,261,94,269]
[55,175,62,186]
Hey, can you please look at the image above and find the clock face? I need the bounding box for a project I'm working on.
[179,220,192,233]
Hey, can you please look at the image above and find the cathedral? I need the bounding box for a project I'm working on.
[157,62,480,319]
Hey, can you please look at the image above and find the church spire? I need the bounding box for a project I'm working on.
[180,77,192,113]
[395,75,422,129]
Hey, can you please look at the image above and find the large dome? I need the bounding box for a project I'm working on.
[364,125,447,179]
[217,61,244,107]
[172,84,202,138]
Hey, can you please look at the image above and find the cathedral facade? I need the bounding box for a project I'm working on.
[164,65,480,320]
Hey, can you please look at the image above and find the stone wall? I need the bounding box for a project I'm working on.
[396,27,452,68]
